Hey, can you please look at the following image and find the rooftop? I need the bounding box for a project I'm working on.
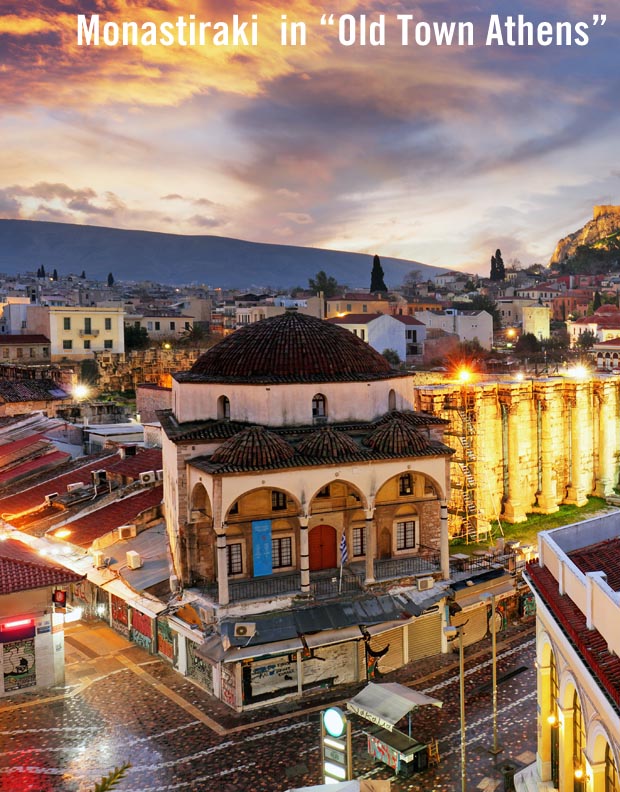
[0,536,84,595]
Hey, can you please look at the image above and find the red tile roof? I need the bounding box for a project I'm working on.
[0,455,118,517]
[105,448,162,479]
[567,537,620,591]
[327,314,383,324]
[0,449,71,484]
[0,335,50,344]
[393,315,425,326]
[57,485,163,548]
[526,562,620,710]
[0,538,84,595]
[594,337,620,347]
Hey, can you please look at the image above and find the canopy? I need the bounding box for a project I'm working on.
[347,682,442,732]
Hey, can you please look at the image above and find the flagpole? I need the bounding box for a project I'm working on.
[339,532,347,594]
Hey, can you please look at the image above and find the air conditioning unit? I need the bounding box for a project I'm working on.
[126,550,143,570]
[44,492,59,506]
[92,550,105,569]
[139,471,156,485]
[234,622,256,639]
[118,524,137,540]
[67,482,84,493]
[169,574,180,593]
[417,576,435,592]
[155,469,164,481]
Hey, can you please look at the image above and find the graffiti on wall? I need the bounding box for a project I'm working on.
[3,639,36,692]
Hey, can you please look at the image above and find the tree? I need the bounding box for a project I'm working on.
[370,254,387,293]
[52,268,58,281]
[124,325,149,351]
[515,332,541,357]
[576,329,597,351]
[381,348,400,367]
[81,270,86,279]
[490,249,505,281]
[592,291,602,312]
[308,271,339,298]
[38,265,46,279]
[107,272,115,287]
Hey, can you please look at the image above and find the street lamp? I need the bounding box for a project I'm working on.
[445,624,466,792]
[480,592,503,755]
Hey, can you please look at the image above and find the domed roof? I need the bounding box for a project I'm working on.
[211,426,295,468]
[179,311,395,384]
[296,427,360,458]
[363,413,429,455]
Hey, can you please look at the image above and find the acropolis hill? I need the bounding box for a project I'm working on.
[550,204,620,265]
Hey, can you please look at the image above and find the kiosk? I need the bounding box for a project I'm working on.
[347,682,442,777]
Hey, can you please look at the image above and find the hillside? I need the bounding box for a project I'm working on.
[550,205,620,269]
[0,220,445,289]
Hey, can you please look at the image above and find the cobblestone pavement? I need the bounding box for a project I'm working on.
[0,617,537,792]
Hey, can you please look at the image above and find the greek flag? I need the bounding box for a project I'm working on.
[340,532,348,566]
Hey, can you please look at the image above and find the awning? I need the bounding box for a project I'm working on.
[347,682,442,732]
[127,596,167,619]
[454,575,515,610]
[221,636,303,664]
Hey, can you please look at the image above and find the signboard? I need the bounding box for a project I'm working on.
[321,707,352,784]
[252,519,273,577]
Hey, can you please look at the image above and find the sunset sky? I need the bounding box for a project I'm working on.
[1,0,618,275]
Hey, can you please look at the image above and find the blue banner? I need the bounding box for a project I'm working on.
[252,519,273,577]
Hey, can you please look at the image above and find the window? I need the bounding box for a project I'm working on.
[63,340,73,350]
[84,318,92,334]
[396,520,417,550]
[185,322,190,330]
[16,348,23,358]
[155,321,160,331]
[2,348,8,359]
[606,743,618,792]
[399,474,413,496]
[229,501,239,515]
[218,395,230,420]
[271,491,287,511]
[84,340,91,350]
[272,537,292,568]
[43,347,49,357]
[147,322,153,331]
[346,304,352,312]
[573,691,585,779]
[169,321,176,331]
[63,317,71,330]
[312,393,327,418]
[317,485,330,498]
[388,389,396,411]
[104,340,113,349]
[105,317,112,330]
[360,329,365,340]
[29,348,35,358]
[21,320,27,329]
[353,526,365,557]
[226,543,242,575]
[362,304,367,312]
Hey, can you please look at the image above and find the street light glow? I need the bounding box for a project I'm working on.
[73,383,89,400]
[458,368,471,383]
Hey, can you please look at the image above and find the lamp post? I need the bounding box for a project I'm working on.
[445,624,466,792]
[480,592,503,755]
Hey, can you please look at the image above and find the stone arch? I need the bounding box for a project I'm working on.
[374,469,446,502]
[388,388,396,410]
[312,392,327,420]
[308,478,367,510]
[307,479,367,568]
[374,470,443,552]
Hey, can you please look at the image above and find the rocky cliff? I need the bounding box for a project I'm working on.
[550,205,620,264]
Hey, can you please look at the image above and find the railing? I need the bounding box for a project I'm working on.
[374,554,439,580]
[79,329,100,337]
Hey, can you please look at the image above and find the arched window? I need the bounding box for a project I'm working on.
[217,395,230,420]
[399,473,413,496]
[549,651,559,788]
[606,743,619,792]
[573,691,585,784]
[312,393,327,420]
[388,389,396,410]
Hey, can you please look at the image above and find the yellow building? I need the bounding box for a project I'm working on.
[48,306,125,362]
[521,514,620,791]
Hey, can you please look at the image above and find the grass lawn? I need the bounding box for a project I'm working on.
[451,496,618,553]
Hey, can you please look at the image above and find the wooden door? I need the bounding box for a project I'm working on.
[309,524,337,571]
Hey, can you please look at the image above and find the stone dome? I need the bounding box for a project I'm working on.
[211,426,295,468]
[296,427,360,458]
[363,413,429,455]
[180,311,395,384]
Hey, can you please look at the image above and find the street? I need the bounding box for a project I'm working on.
[0,618,537,792]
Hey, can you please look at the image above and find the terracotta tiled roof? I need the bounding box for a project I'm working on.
[0,538,84,595]
[377,410,449,427]
[211,426,295,467]
[327,314,383,325]
[0,449,71,484]
[363,413,429,454]
[567,537,620,591]
[0,379,68,403]
[54,485,163,548]
[296,427,360,458]
[105,448,162,478]
[0,335,50,344]
[526,561,620,710]
[178,312,401,384]
[393,315,425,326]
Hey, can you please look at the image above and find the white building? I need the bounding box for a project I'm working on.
[414,309,493,350]
[327,313,409,362]
[521,513,620,791]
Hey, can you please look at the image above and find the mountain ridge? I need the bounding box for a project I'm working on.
[0,219,446,289]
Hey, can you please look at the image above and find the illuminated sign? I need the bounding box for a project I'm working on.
[321,707,351,783]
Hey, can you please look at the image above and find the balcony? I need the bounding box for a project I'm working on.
[79,329,100,337]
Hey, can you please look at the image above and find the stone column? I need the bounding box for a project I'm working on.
[566,385,588,506]
[560,707,574,792]
[299,515,310,594]
[440,500,450,580]
[537,664,553,781]
[364,509,376,585]
[594,382,614,497]
[216,526,229,606]
[537,395,559,513]
[502,398,527,523]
